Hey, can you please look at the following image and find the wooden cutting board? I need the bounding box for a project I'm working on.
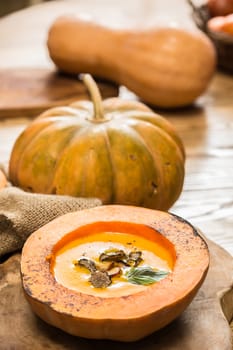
[0,237,232,350]
[0,69,118,118]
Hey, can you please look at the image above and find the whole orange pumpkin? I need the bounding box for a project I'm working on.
[9,75,185,210]
[208,14,233,35]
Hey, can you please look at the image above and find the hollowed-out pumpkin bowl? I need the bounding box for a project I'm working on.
[20,205,209,342]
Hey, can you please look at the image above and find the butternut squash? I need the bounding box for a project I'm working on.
[47,16,216,108]
[21,205,209,342]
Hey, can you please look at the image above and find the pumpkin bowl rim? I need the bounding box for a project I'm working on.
[20,205,209,340]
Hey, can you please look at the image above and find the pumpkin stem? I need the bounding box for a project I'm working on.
[82,74,105,121]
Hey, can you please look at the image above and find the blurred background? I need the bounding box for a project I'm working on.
[0,0,205,18]
[0,0,50,17]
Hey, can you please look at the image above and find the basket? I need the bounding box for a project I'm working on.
[187,0,233,74]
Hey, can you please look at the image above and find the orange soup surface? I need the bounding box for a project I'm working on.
[52,229,174,297]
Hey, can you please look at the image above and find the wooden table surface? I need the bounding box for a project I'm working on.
[0,0,232,256]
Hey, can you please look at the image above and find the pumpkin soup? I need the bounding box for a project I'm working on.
[52,228,173,297]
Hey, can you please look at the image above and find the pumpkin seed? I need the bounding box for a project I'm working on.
[107,266,121,277]
[127,250,143,267]
[99,249,127,262]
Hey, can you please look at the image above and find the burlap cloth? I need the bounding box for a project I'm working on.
[0,186,101,259]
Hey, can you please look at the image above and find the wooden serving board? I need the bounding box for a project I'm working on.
[0,69,118,118]
[0,237,232,350]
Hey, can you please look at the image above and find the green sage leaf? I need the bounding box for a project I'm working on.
[125,266,169,285]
